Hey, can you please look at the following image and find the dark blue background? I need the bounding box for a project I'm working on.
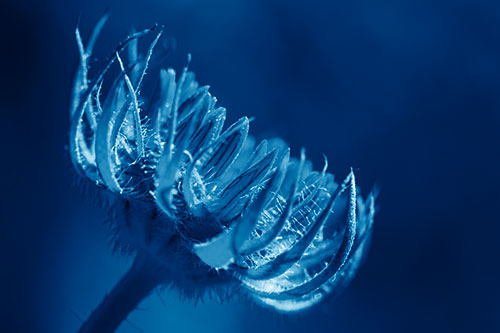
[2,0,499,332]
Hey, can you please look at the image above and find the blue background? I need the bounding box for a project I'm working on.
[1,0,499,332]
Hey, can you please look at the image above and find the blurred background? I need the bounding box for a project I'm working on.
[1,0,499,332]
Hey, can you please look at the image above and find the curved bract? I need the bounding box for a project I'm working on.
[70,16,376,313]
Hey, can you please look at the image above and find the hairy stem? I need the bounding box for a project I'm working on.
[79,252,167,333]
